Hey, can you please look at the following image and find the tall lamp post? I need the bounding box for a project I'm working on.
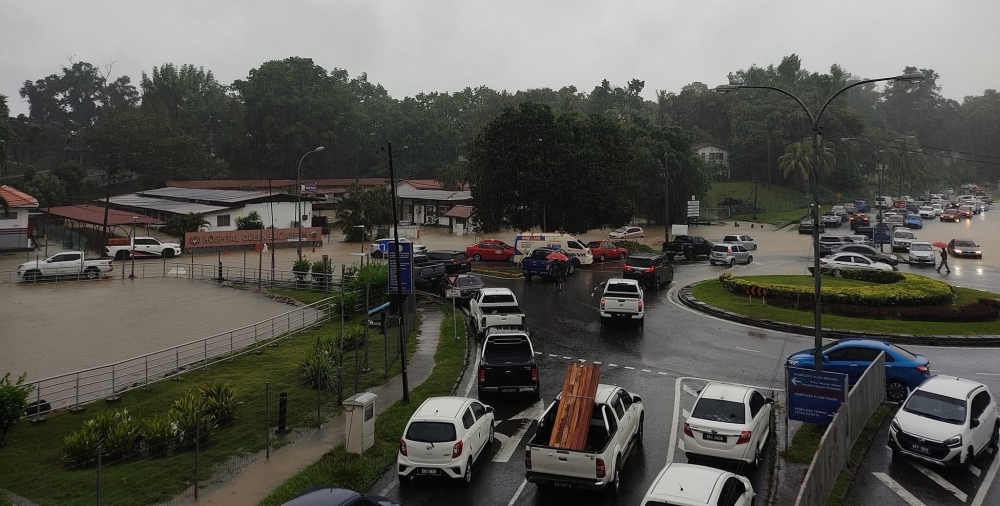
[296,146,325,261]
[841,135,916,226]
[715,73,924,371]
[129,216,138,279]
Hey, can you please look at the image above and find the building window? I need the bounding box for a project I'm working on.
[217,215,231,227]
[0,211,17,220]
[709,152,725,161]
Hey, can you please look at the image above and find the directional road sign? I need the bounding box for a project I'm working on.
[387,240,413,295]
[786,367,849,424]
[687,200,700,218]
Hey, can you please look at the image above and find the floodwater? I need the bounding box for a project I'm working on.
[0,277,297,382]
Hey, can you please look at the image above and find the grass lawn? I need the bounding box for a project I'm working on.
[731,208,811,228]
[259,302,469,506]
[271,288,334,305]
[828,405,895,506]
[783,422,826,464]
[0,305,418,506]
[691,278,1000,335]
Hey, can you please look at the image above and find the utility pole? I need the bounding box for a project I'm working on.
[663,156,670,243]
[387,142,410,402]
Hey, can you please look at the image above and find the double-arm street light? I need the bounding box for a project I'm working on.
[841,135,917,225]
[296,146,325,261]
[715,73,924,371]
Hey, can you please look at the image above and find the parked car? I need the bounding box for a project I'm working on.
[280,487,400,506]
[622,253,674,288]
[798,219,826,234]
[662,235,713,260]
[722,234,756,251]
[683,382,773,466]
[891,228,916,252]
[709,244,753,267]
[609,226,644,239]
[478,327,539,398]
[599,278,644,326]
[16,251,114,282]
[908,241,935,265]
[439,273,484,301]
[465,239,515,262]
[468,288,526,337]
[905,214,923,229]
[104,236,182,259]
[948,239,983,259]
[833,244,898,266]
[818,235,848,256]
[586,241,629,262]
[888,376,999,471]
[370,238,426,259]
[397,397,495,484]
[426,250,471,274]
[639,463,755,506]
[918,206,936,219]
[940,208,961,222]
[786,338,930,402]
[821,211,842,228]
[819,252,893,273]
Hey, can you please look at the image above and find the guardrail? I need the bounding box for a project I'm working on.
[23,298,333,419]
[794,352,886,505]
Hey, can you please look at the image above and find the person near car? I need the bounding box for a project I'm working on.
[551,259,567,291]
[936,247,950,274]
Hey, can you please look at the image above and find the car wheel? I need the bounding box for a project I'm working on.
[991,421,999,449]
[488,421,495,444]
[637,414,644,443]
[747,255,753,264]
[84,268,100,279]
[599,254,605,262]
[832,269,841,277]
[507,254,514,262]
[463,457,473,486]
[24,271,40,283]
[568,262,577,274]
[619,252,626,260]
[525,273,532,281]
[607,459,621,496]
[886,379,908,403]
[729,259,736,268]
[965,447,975,474]
[753,444,762,469]
[473,253,482,262]
[163,249,175,259]
[115,250,127,260]
[685,248,694,261]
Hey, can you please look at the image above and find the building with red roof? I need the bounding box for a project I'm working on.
[0,185,40,250]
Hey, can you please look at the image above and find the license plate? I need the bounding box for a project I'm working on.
[553,482,572,488]
[910,444,930,454]
[500,388,517,393]
[703,433,727,443]
[419,468,440,475]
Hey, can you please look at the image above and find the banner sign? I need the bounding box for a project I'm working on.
[185,227,322,249]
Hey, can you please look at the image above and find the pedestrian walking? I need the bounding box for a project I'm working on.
[552,260,567,291]
[936,247,950,274]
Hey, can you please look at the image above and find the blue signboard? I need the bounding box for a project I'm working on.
[387,240,412,295]
[786,367,849,424]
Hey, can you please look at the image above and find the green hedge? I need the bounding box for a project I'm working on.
[717,272,953,307]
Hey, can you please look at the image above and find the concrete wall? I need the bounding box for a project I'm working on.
[0,207,32,250]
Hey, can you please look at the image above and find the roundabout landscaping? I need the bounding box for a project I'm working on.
[684,272,1000,341]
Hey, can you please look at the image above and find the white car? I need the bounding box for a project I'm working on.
[709,244,753,267]
[683,382,773,466]
[599,278,644,325]
[722,234,757,251]
[640,463,755,506]
[398,397,495,485]
[908,241,935,265]
[889,376,999,472]
[931,203,944,216]
[820,253,893,272]
[609,226,644,239]
[918,206,935,219]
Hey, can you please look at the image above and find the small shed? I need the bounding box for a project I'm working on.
[443,205,474,236]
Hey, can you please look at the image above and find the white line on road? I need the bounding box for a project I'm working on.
[972,444,1000,506]
[682,409,690,419]
[548,354,557,358]
[378,481,396,497]
[975,372,1000,376]
[683,384,700,398]
[624,366,635,370]
[970,464,982,477]
[593,361,603,365]
[562,356,571,360]
[873,472,927,506]
[667,378,682,463]
[658,371,668,375]
[578,359,586,363]
[534,352,542,355]
[641,369,651,373]
[906,460,967,502]
[463,343,481,397]
[507,479,528,506]
[734,346,761,353]
[493,420,532,463]
[609,363,618,367]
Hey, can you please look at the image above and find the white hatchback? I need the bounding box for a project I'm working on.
[398,397,495,485]
[683,383,774,466]
[640,463,755,506]
[820,253,893,273]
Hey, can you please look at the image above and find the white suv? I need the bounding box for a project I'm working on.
[889,376,999,471]
[398,397,495,484]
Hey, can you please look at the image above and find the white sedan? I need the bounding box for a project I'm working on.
[683,383,773,466]
[640,463,755,506]
[918,206,935,219]
[609,226,644,239]
[820,252,893,272]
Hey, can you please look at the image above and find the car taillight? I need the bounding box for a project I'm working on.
[531,366,538,382]
[737,431,752,444]
[623,265,632,271]
[479,368,485,382]
[399,439,407,456]
[683,422,693,437]
[596,458,606,478]
[637,300,643,312]
[916,365,930,375]
[600,298,606,309]
[644,267,654,273]
[525,448,531,469]
[452,440,463,458]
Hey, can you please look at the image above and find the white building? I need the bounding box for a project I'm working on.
[101,187,320,232]
[0,185,39,250]
[693,143,730,178]
[395,179,472,227]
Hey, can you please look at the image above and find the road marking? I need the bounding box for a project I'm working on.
[970,464,981,477]
[734,346,761,353]
[548,354,557,358]
[624,366,635,370]
[683,384,700,398]
[873,472,927,506]
[667,378,682,463]
[906,460,967,502]
[971,444,1000,506]
[975,372,1000,376]
[682,409,690,419]
[507,479,528,506]
[464,344,481,397]
[578,359,586,363]
[493,420,532,463]
[562,356,571,360]
[593,361,603,365]
[534,352,542,355]
[609,363,618,367]
[658,371,668,375]
[641,369,651,373]
[377,481,396,497]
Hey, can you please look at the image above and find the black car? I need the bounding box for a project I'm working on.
[850,213,870,229]
[425,250,472,274]
[622,252,674,288]
[798,219,826,234]
[833,244,899,266]
[281,487,399,506]
[439,273,484,301]
[478,327,539,398]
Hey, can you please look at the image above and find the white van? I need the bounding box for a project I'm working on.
[513,233,594,266]
[874,196,893,209]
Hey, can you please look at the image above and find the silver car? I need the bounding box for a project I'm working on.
[722,234,757,251]
[609,226,644,239]
[908,241,935,265]
[709,244,753,267]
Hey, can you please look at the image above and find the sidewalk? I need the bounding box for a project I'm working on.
[181,308,442,505]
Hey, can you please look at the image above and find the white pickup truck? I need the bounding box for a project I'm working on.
[599,278,644,326]
[525,384,644,495]
[17,252,114,282]
[468,288,526,337]
[104,236,182,259]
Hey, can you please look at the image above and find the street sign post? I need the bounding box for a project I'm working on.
[444,286,461,340]
[387,241,412,295]
[687,197,700,221]
[786,367,849,424]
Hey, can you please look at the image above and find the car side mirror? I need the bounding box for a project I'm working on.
[632,395,642,404]
[45,259,52,262]
[766,398,775,404]
[822,355,830,362]
[486,406,494,414]
[971,418,980,428]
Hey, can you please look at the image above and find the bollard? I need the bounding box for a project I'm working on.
[217,260,223,281]
[276,392,288,434]
[96,445,103,505]
[194,410,200,500]
[265,382,271,458]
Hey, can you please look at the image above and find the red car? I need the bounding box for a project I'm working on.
[465,239,515,262]
[586,241,629,262]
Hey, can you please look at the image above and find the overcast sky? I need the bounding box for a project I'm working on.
[2,0,997,116]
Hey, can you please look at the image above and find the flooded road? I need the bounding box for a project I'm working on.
[0,277,299,382]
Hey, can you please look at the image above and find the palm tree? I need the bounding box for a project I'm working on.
[777,137,836,191]
[885,143,924,197]
[164,213,210,244]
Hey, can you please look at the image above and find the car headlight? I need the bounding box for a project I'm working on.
[943,435,962,447]
[787,359,799,366]
[954,249,963,254]
[890,420,901,433]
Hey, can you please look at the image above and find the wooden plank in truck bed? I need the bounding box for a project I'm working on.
[548,363,601,450]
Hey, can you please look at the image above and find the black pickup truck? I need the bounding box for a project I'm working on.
[412,253,448,287]
[662,235,713,260]
[478,327,539,398]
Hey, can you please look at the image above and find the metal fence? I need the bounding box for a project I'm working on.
[794,353,886,506]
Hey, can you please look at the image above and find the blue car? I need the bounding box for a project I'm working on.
[854,200,871,213]
[904,214,923,229]
[786,338,930,402]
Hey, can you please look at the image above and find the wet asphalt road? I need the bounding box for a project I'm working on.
[368,213,1000,506]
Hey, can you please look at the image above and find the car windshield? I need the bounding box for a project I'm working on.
[955,241,977,247]
[910,243,932,251]
[903,390,966,425]
[895,232,914,239]
[405,422,457,443]
[483,339,532,364]
[691,399,746,424]
[606,282,640,295]
[482,294,515,304]
[612,228,627,233]
[627,258,655,268]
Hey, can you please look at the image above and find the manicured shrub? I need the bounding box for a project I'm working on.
[103,411,142,463]
[719,272,953,307]
[63,409,142,467]
[299,350,337,391]
[766,297,1000,322]
[837,269,905,284]
[199,381,240,427]
[169,393,217,450]
[62,425,101,468]
[141,415,175,458]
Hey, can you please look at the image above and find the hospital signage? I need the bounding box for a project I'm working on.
[185,227,322,249]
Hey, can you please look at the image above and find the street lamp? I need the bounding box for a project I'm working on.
[129,216,138,279]
[841,135,916,228]
[296,146,325,261]
[715,72,924,372]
